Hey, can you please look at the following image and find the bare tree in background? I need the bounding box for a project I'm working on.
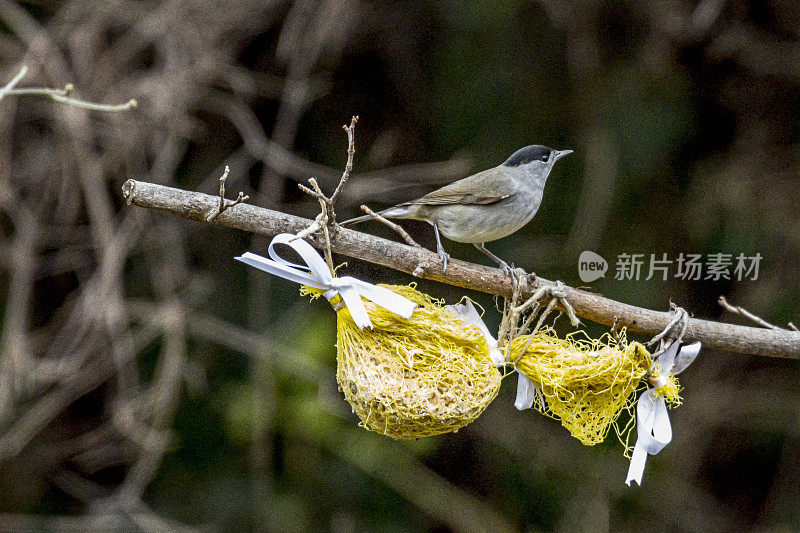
[0,0,480,529]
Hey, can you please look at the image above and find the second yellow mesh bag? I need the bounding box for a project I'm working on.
[507,328,657,446]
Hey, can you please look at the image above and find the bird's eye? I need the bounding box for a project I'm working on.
[541,153,550,162]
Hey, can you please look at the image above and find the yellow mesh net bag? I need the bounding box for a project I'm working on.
[506,327,681,447]
[304,284,502,439]
[236,234,502,440]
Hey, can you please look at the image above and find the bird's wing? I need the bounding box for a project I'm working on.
[401,167,518,206]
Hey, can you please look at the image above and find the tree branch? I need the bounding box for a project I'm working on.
[360,204,421,248]
[121,179,800,359]
[206,165,249,223]
[1,65,137,110]
[718,295,797,331]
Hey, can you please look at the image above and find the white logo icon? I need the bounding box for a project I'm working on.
[578,251,608,283]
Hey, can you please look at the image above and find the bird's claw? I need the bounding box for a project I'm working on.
[499,261,518,285]
[437,248,450,272]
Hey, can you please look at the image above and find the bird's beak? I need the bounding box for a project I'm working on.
[553,149,573,162]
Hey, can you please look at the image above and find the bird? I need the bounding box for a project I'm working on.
[340,144,572,274]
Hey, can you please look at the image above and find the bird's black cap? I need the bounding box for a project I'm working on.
[503,145,552,167]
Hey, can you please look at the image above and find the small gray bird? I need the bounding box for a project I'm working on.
[341,145,572,273]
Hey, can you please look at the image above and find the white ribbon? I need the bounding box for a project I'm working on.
[448,300,541,410]
[235,233,416,329]
[625,340,701,486]
[514,373,538,411]
[448,299,505,365]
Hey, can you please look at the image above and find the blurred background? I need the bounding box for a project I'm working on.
[0,0,799,530]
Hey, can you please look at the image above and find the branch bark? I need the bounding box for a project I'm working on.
[122,179,800,359]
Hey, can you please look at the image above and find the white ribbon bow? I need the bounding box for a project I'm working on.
[625,340,701,486]
[235,233,417,329]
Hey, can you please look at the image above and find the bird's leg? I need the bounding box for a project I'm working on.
[474,243,517,283]
[433,222,450,271]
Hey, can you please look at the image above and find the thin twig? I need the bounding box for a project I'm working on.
[293,178,335,273]
[0,66,28,101]
[43,90,137,112]
[213,165,232,217]
[206,166,249,223]
[297,115,358,228]
[719,295,794,331]
[293,116,360,271]
[330,115,359,207]
[1,67,137,110]
[310,179,334,273]
[297,182,326,201]
[360,205,420,247]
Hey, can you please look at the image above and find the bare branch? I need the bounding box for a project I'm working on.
[330,115,359,206]
[308,179,334,273]
[292,117,359,267]
[206,166,249,223]
[1,67,137,110]
[0,65,28,101]
[718,295,794,331]
[298,182,326,201]
[360,204,420,247]
[43,90,137,112]
[121,179,800,359]
[296,115,359,236]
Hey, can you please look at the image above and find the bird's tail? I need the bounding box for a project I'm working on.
[339,205,413,226]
